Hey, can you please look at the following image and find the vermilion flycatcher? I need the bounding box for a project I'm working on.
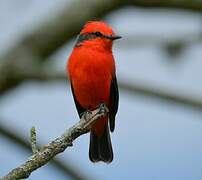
[67,21,121,163]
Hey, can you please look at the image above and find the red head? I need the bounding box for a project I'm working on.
[75,21,121,51]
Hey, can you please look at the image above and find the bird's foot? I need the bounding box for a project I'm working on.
[80,110,92,121]
[80,103,108,122]
[98,103,108,115]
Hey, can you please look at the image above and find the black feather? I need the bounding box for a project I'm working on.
[70,82,86,118]
[99,126,113,162]
[89,125,113,163]
[89,131,99,162]
[109,76,119,132]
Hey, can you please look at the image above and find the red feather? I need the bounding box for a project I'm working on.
[67,21,119,163]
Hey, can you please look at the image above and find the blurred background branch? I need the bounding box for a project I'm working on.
[16,68,202,111]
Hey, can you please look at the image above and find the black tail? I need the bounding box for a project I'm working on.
[89,125,113,163]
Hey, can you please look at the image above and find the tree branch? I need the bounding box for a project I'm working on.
[118,80,202,111]
[30,127,39,154]
[0,122,89,180]
[127,0,202,11]
[22,67,202,111]
[2,104,109,180]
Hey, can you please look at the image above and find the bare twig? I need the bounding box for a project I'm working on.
[0,122,89,180]
[30,127,39,154]
[2,104,109,180]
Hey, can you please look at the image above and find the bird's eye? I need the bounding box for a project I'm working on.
[93,31,102,37]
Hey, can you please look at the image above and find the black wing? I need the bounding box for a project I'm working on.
[109,76,119,132]
[70,82,86,118]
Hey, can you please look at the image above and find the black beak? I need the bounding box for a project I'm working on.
[105,35,122,40]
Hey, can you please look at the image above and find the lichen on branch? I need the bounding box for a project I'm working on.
[2,104,108,180]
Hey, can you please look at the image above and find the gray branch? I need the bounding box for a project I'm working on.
[21,67,202,111]
[2,104,108,180]
[30,127,39,154]
[0,122,89,180]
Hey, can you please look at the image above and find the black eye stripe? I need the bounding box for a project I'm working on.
[75,32,105,47]
[77,34,95,42]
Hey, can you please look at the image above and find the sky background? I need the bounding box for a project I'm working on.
[0,1,202,179]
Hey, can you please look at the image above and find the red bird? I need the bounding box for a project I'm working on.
[67,21,121,163]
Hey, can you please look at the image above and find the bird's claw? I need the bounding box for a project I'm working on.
[80,103,107,121]
[98,103,107,114]
[80,110,92,121]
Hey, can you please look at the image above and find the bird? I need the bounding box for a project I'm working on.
[67,21,121,163]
